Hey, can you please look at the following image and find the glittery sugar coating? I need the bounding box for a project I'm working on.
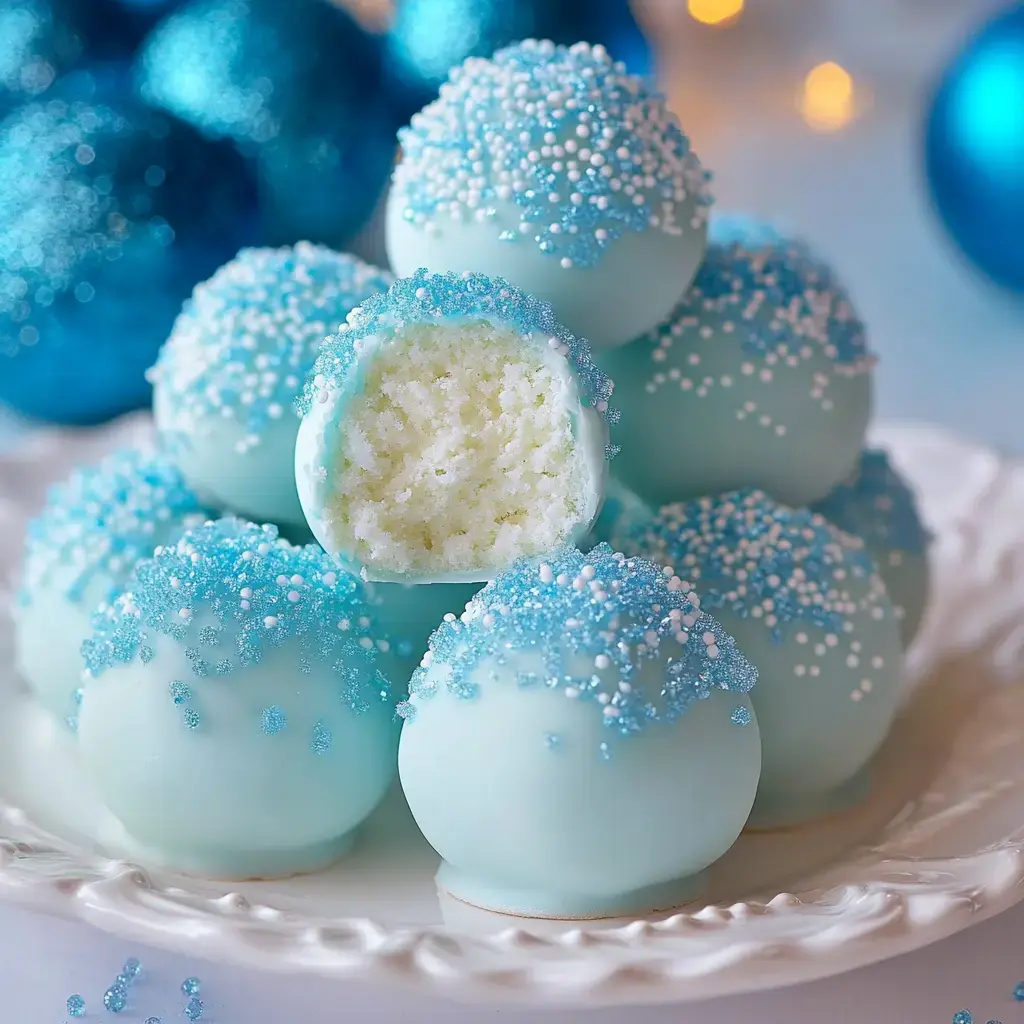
[82,517,393,716]
[301,267,616,428]
[655,240,874,371]
[392,39,710,270]
[611,490,884,645]
[410,544,756,739]
[19,448,211,606]
[150,245,392,455]
[813,449,931,556]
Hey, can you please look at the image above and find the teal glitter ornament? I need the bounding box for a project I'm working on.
[383,0,652,119]
[925,3,1024,292]
[0,73,257,424]
[138,0,398,247]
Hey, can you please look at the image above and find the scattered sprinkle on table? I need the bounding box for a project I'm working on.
[181,977,201,997]
[66,994,85,1017]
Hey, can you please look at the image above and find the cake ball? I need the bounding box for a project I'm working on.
[398,544,761,919]
[77,518,399,879]
[295,269,616,584]
[610,491,903,828]
[812,449,931,645]
[386,39,710,350]
[14,449,212,727]
[150,244,392,526]
[597,239,875,507]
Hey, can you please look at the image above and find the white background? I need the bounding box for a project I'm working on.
[3,0,1024,1020]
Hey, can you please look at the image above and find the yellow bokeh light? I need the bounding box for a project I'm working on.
[800,62,855,132]
[687,0,744,27]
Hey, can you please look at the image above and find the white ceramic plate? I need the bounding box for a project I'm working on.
[1,417,1023,1008]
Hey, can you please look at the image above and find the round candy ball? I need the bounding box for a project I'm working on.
[812,449,931,646]
[386,40,710,351]
[151,244,392,527]
[0,78,257,424]
[295,269,616,584]
[78,518,400,879]
[14,448,212,727]
[924,3,1024,292]
[596,239,875,507]
[139,0,397,248]
[610,490,903,829]
[398,544,760,918]
[383,0,651,119]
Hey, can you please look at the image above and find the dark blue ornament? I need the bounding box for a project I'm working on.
[0,71,258,424]
[138,0,397,246]
[925,2,1024,293]
[383,0,652,121]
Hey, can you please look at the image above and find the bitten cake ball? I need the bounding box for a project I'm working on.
[77,518,398,879]
[398,544,760,919]
[610,491,902,828]
[295,269,616,584]
[14,449,211,727]
[150,244,392,526]
[386,39,710,350]
[813,449,931,646]
[597,239,875,507]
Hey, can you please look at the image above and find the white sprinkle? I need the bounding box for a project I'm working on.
[264,615,278,628]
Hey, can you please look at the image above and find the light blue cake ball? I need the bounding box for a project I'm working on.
[398,544,761,919]
[812,449,931,646]
[77,518,399,879]
[295,269,617,584]
[385,39,711,351]
[610,491,903,829]
[596,239,875,507]
[150,244,392,527]
[14,449,212,728]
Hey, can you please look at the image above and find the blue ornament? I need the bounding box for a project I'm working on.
[925,3,1024,292]
[139,0,397,246]
[383,0,652,120]
[0,71,258,424]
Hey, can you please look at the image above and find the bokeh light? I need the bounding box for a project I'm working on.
[800,61,855,132]
[687,0,743,27]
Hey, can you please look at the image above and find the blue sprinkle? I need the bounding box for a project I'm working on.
[81,518,393,718]
[184,996,204,1021]
[103,986,127,1013]
[301,270,616,434]
[649,240,871,370]
[1014,982,1024,1001]
[311,719,332,755]
[953,1013,972,1024]
[599,741,611,762]
[20,449,211,608]
[393,40,709,270]
[261,705,287,735]
[114,973,130,988]
[169,681,191,705]
[151,245,392,449]
[544,733,561,750]
[123,957,141,980]
[66,994,86,1017]
[395,700,417,722]
[731,705,752,727]
[409,545,756,752]
[73,687,84,706]
[145,1018,162,1024]
[181,977,201,996]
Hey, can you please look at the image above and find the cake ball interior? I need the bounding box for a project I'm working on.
[330,321,593,578]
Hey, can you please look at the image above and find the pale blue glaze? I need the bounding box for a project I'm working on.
[399,662,760,919]
[386,194,706,351]
[78,627,398,878]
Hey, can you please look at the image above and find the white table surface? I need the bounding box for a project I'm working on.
[4,1,1024,1020]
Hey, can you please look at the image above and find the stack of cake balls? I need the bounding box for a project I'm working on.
[11,39,930,916]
